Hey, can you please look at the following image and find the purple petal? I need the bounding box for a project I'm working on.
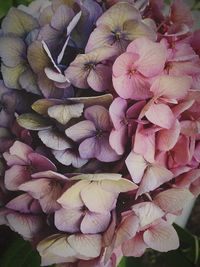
[84,105,111,131]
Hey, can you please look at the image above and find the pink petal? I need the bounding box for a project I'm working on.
[113,73,152,100]
[4,165,31,191]
[127,37,167,77]
[145,103,175,129]
[132,202,164,228]
[64,64,89,89]
[134,124,155,162]
[6,193,41,214]
[136,164,173,197]
[112,52,139,77]
[80,181,117,213]
[125,151,147,184]
[67,234,102,259]
[109,97,127,130]
[173,135,191,165]
[154,188,194,214]
[114,214,139,248]
[81,211,111,234]
[9,141,33,162]
[65,120,96,142]
[109,127,127,155]
[150,75,191,100]
[143,219,179,252]
[6,212,45,239]
[3,152,27,166]
[157,120,180,151]
[122,233,147,257]
[55,207,82,233]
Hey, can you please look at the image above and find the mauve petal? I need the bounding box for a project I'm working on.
[67,234,102,259]
[122,233,147,257]
[157,120,180,151]
[38,129,72,150]
[57,180,90,209]
[7,212,45,239]
[65,120,96,142]
[84,105,111,131]
[96,2,141,27]
[28,152,57,172]
[101,179,138,194]
[136,165,174,197]
[0,36,26,68]
[51,5,74,31]
[154,188,194,214]
[3,152,26,166]
[113,73,152,100]
[79,137,99,159]
[87,64,112,92]
[37,234,77,265]
[9,141,33,162]
[127,37,167,77]
[2,7,38,37]
[125,151,147,184]
[45,67,70,83]
[132,202,164,228]
[6,193,41,214]
[39,187,62,213]
[109,127,127,155]
[52,149,88,168]
[55,207,82,233]
[48,103,84,125]
[150,75,191,100]
[114,214,139,248]
[4,165,31,191]
[96,136,120,162]
[81,181,117,213]
[109,97,127,130]
[81,211,111,234]
[143,220,179,252]
[145,103,175,129]
[64,64,89,89]
[31,170,68,181]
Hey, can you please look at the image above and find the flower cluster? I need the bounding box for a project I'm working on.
[0,0,200,266]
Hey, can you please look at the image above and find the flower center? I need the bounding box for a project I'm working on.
[84,62,96,71]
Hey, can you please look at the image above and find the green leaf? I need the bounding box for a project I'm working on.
[0,0,13,19]
[0,237,55,267]
[118,257,126,267]
[17,113,52,130]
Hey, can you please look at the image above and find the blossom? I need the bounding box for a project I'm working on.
[112,37,167,100]
[55,173,137,233]
[64,47,117,91]
[65,105,120,162]
[85,2,157,53]
[3,141,56,191]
